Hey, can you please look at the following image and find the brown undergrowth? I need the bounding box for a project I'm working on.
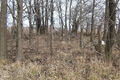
[0,30,120,80]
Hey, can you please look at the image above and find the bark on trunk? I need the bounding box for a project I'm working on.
[16,0,23,61]
[45,0,48,34]
[90,0,95,42]
[98,24,102,52]
[105,0,116,61]
[0,0,7,60]
[103,0,109,41]
[80,0,83,48]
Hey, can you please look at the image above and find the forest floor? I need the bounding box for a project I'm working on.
[0,29,120,80]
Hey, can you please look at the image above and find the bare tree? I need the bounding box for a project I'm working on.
[50,0,54,56]
[41,0,45,34]
[80,0,83,48]
[56,0,64,39]
[86,21,90,36]
[28,0,32,44]
[11,0,16,54]
[72,2,79,36]
[90,0,95,42]
[51,0,53,25]
[105,0,116,61]
[0,0,8,60]
[97,23,102,52]
[69,0,72,42]
[16,0,23,61]
[45,0,48,34]
[117,19,120,48]
[65,0,68,41]
[34,0,41,35]
[102,0,109,41]
[12,0,16,39]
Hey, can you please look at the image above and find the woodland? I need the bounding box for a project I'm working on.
[0,0,120,80]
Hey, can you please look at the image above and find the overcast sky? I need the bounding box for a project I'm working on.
[7,0,120,28]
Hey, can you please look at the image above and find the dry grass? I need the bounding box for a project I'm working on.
[0,30,120,80]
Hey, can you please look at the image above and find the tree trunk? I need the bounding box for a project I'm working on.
[16,0,23,61]
[50,0,54,56]
[90,0,95,42]
[86,22,90,36]
[105,0,116,61]
[65,0,68,41]
[34,0,41,35]
[0,0,7,60]
[12,0,16,39]
[69,0,72,42]
[80,0,83,48]
[58,0,64,39]
[103,0,109,41]
[50,24,53,56]
[45,0,48,34]
[98,23,102,52]
[72,21,78,36]
[51,0,53,25]
[28,0,32,44]
[11,0,16,54]
[41,0,45,34]
[116,19,120,49]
